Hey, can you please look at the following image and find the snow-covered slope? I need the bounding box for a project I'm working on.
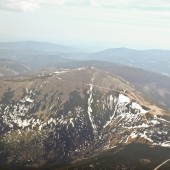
[0,67,169,169]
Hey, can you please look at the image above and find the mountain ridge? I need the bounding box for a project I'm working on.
[0,67,169,169]
[0,41,77,53]
[1,41,170,76]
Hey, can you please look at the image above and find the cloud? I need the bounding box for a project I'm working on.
[0,0,170,12]
[0,0,40,12]
[90,0,170,10]
[0,0,91,12]
[64,0,100,8]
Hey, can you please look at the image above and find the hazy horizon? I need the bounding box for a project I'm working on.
[1,40,170,52]
[1,0,170,50]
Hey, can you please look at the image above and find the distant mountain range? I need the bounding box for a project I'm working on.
[88,48,170,76]
[0,41,170,76]
[0,41,78,53]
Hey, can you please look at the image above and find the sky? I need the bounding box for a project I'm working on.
[0,0,170,50]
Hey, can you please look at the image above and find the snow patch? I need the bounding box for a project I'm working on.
[70,118,74,127]
[76,67,86,70]
[131,102,148,114]
[125,131,138,143]
[25,97,34,103]
[150,119,160,125]
[109,95,113,110]
[161,141,170,148]
[54,70,69,75]
[140,132,153,143]
[87,84,96,131]
[118,94,130,103]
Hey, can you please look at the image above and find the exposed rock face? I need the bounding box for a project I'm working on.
[0,67,169,169]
